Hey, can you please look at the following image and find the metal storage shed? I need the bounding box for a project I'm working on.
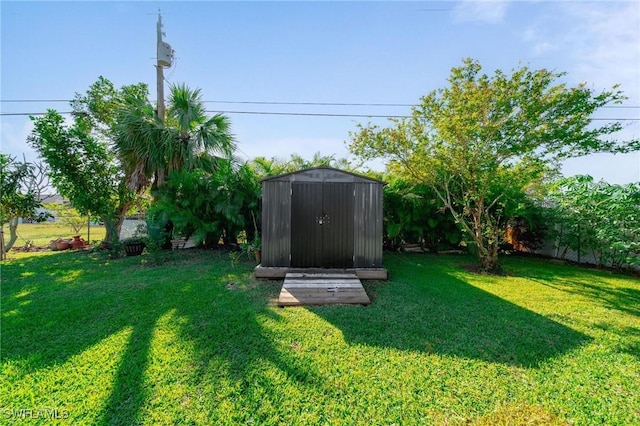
[255,167,387,279]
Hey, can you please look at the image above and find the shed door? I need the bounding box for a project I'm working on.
[291,182,354,268]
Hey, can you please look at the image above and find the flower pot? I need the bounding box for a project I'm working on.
[56,241,70,251]
[71,235,86,250]
[124,242,146,256]
[50,240,59,251]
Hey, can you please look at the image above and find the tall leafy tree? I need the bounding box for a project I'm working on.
[349,58,637,272]
[29,78,236,245]
[28,78,149,244]
[28,110,134,244]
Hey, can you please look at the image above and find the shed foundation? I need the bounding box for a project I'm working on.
[254,265,388,280]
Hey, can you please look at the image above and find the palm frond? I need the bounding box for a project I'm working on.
[114,83,236,189]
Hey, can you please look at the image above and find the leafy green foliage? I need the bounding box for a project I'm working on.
[383,176,462,251]
[349,58,637,272]
[548,175,640,270]
[0,154,41,225]
[28,77,238,248]
[150,161,261,247]
[0,154,45,255]
[28,78,150,244]
[44,203,88,235]
[250,152,356,178]
[114,83,236,190]
[28,110,131,244]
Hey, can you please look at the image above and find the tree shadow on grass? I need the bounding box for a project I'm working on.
[98,317,154,425]
[166,281,324,423]
[311,254,592,368]
[2,251,320,425]
[510,259,640,318]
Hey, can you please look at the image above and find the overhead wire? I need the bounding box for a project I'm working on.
[1,99,639,109]
[2,97,638,120]
[1,110,638,121]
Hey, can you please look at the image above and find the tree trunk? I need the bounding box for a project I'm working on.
[4,217,20,254]
[433,184,502,274]
[103,215,125,247]
[0,227,6,260]
[478,245,501,274]
[471,213,502,274]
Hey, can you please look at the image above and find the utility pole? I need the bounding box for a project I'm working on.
[156,11,174,122]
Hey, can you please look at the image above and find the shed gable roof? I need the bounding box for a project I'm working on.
[260,167,385,184]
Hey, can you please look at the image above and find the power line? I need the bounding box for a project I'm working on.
[210,110,640,121]
[2,110,638,121]
[205,100,412,107]
[0,99,411,107]
[211,110,408,118]
[1,112,71,116]
[0,111,404,118]
[1,100,72,103]
[2,99,640,109]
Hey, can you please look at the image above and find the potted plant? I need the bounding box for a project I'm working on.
[121,223,150,256]
[122,236,146,256]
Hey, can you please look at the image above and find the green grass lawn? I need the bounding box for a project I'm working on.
[2,250,639,425]
[4,222,107,249]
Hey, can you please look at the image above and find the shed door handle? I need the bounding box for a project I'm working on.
[316,214,330,225]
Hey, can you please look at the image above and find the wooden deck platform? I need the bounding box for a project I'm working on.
[255,266,388,280]
[278,273,370,306]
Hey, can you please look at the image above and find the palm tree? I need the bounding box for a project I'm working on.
[115,83,235,192]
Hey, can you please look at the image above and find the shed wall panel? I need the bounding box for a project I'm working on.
[261,167,384,270]
[354,183,384,267]
[261,181,291,267]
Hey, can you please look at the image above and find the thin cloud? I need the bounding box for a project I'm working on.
[522,2,640,102]
[536,2,640,183]
[569,2,640,102]
[533,41,555,56]
[453,0,508,24]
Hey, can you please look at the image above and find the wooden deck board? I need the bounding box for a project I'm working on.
[285,273,361,279]
[253,266,388,280]
[283,281,362,288]
[278,273,370,306]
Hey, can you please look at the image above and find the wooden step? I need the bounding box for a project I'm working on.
[278,273,370,306]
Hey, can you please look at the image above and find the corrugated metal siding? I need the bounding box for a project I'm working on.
[261,181,291,267]
[354,182,383,267]
[261,168,384,270]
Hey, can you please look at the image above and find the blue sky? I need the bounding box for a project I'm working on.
[2,1,639,183]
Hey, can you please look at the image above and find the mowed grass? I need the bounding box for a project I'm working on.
[4,222,106,248]
[2,250,639,425]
